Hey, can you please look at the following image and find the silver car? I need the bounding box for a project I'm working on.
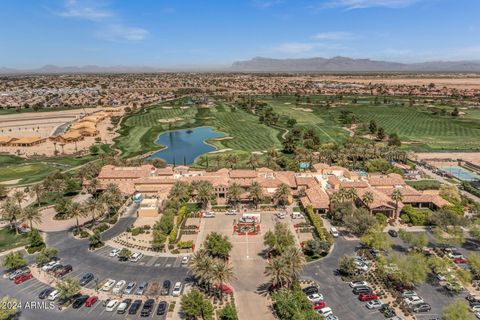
[136,282,148,295]
[123,281,136,294]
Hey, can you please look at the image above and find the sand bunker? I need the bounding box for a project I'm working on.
[162,106,173,109]
[292,107,313,112]
[158,117,183,123]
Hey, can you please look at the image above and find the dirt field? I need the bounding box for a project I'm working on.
[415,152,480,166]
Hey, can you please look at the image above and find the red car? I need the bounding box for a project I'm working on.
[453,257,468,264]
[312,301,326,309]
[359,293,378,302]
[85,296,98,307]
[14,272,33,284]
[215,284,233,294]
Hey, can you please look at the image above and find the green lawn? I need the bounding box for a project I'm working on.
[0,227,29,252]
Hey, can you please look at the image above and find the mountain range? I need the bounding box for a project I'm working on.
[2,57,480,74]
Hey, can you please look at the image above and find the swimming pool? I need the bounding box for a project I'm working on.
[439,166,480,181]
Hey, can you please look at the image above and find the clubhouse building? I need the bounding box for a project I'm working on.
[93,163,449,218]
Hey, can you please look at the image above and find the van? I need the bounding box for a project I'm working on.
[129,252,143,262]
[291,212,303,219]
[330,227,339,238]
[352,286,373,295]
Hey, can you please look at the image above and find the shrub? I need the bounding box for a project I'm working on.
[93,223,109,233]
[131,228,141,236]
[169,227,178,243]
[400,205,432,226]
[177,240,194,249]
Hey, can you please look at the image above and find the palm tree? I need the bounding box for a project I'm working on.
[213,154,223,169]
[211,260,234,300]
[85,197,104,223]
[225,154,239,169]
[30,184,44,208]
[101,183,123,216]
[391,188,404,219]
[1,199,21,234]
[247,153,260,169]
[248,182,263,208]
[195,181,215,209]
[227,183,242,209]
[265,256,289,289]
[282,246,305,285]
[346,188,358,203]
[66,202,87,231]
[362,191,375,213]
[266,148,278,159]
[86,178,99,195]
[264,155,275,168]
[12,190,26,209]
[188,250,215,290]
[169,181,191,203]
[274,183,290,208]
[20,206,42,230]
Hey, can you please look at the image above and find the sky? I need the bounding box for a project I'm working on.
[1,0,479,68]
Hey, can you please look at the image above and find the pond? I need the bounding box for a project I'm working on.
[439,165,480,181]
[148,127,225,165]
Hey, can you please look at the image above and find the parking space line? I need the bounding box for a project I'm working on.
[16,280,43,293]
[145,256,158,267]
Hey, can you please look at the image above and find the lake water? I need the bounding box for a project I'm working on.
[148,127,225,165]
[439,165,480,181]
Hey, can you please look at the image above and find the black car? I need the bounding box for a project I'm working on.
[353,286,373,295]
[413,303,431,313]
[302,286,318,295]
[72,295,89,309]
[161,280,171,296]
[157,301,168,316]
[388,229,398,237]
[38,288,54,299]
[56,265,73,277]
[129,300,142,315]
[57,296,71,307]
[141,299,155,317]
[380,304,396,317]
[79,272,94,286]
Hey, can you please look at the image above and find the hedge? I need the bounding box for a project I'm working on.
[177,240,194,249]
[400,205,432,226]
[305,205,333,246]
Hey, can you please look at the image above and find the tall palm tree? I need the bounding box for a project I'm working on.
[85,197,104,223]
[20,206,42,230]
[274,183,290,208]
[265,256,289,289]
[266,148,278,159]
[86,178,99,195]
[213,154,223,169]
[247,153,260,170]
[1,199,21,234]
[227,183,242,209]
[211,259,234,300]
[101,183,123,216]
[12,190,26,209]
[188,250,215,290]
[30,184,44,208]
[66,202,87,231]
[264,155,275,169]
[391,188,404,219]
[195,181,215,209]
[346,188,358,203]
[362,191,375,213]
[248,182,263,208]
[169,181,191,203]
[282,246,306,285]
[225,154,239,169]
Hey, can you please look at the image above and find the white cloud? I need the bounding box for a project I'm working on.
[274,42,317,54]
[98,24,149,42]
[253,0,284,8]
[55,0,112,20]
[312,31,356,40]
[321,0,419,10]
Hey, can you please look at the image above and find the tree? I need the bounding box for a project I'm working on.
[66,202,87,231]
[247,153,260,169]
[248,182,263,208]
[398,229,428,250]
[271,286,322,320]
[101,183,123,214]
[388,253,430,287]
[0,185,8,199]
[274,183,290,207]
[286,118,297,128]
[265,256,289,288]
[27,229,45,252]
[338,255,357,275]
[195,181,215,209]
[439,184,461,204]
[1,199,21,233]
[391,188,403,217]
[0,296,19,320]
[30,183,44,207]
[263,222,295,255]
[204,232,232,260]
[118,248,131,261]
[211,259,235,300]
[226,183,242,209]
[343,209,377,236]
[12,190,26,209]
[218,302,238,320]
[2,251,27,270]
[89,145,99,155]
[56,278,80,299]
[84,197,104,223]
[451,107,460,117]
[54,197,73,215]
[188,249,215,288]
[169,181,191,203]
[180,288,214,320]
[88,231,103,249]
[368,120,377,134]
[361,191,374,212]
[442,300,475,320]
[225,154,240,169]
[388,133,401,147]
[35,247,58,266]
[20,206,42,230]
[303,239,330,257]
[376,127,386,140]
[282,246,305,283]
[360,225,392,251]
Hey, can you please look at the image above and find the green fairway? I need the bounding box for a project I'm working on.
[0,227,29,252]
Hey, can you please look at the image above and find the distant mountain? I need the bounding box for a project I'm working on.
[231,56,480,72]
[0,64,161,74]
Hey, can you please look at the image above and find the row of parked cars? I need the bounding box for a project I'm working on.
[302,284,338,319]
[99,277,183,297]
[7,267,33,284]
[41,259,73,278]
[104,298,168,317]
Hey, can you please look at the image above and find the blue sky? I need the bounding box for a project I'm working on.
[1,0,479,68]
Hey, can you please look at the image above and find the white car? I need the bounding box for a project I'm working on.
[349,281,368,288]
[105,299,119,312]
[112,280,126,293]
[474,310,480,319]
[203,211,216,218]
[448,252,463,259]
[366,299,383,309]
[172,282,183,297]
[330,227,339,238]
[404,295,424,306]
[181,256,189,265]
[129,252,143,262]
[276,212,286,219]
[101,279,116,291]
[355,261,369,272]
[48,290,60,301]
[318,307,333,317]
[472,305,480,312]
[307,293,324,303]
[226,209,237,215]
[116,301,129,314]
[109,249,120,257]
[42,261,60,272]
[401,290,417,298]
